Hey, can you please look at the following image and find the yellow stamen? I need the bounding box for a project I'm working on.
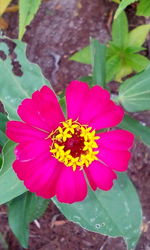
[49,119,100,171]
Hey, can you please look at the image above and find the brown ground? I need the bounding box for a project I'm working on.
[0,0,150,249]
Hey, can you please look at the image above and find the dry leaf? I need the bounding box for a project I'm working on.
[5,5,19,13]
[0,17,8,29]
[0,0,13,16]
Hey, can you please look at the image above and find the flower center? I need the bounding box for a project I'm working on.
[49,119,100,171]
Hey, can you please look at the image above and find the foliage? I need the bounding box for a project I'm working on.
[112,10,128,47]
[0,37,51,120]
[114,0,138,18]
[119,115,150,147]
[19,0,42,40]
[0,112,8,147]
[0,141,27,205]
[8,192,49,248]
[108,12,150,81]
[117,65,150,112]
[114,0,150,18]
[53,173,142,250]
[0,0,42,39]
[70,11,150,82]
[90,38,106,87]
[136,0,150,17]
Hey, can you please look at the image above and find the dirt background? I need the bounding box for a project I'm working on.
[0,0,150,249]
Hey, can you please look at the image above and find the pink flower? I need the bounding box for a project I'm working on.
[6,81,134,203]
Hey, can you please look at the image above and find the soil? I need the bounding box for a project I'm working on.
[0,0,150,249]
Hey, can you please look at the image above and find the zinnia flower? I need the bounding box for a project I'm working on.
[6,81,134,203]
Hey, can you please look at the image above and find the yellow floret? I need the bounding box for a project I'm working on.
[49,119,100,171]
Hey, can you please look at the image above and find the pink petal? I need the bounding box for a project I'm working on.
[66,81,124,129]
[97,129,134,150]
[15,138,51,161]
[97,147,131,172]
[89,101,124,130]
[18,86,64,132]
[78,85,110,124]
[13,153,60,199]
[6,121,48,143]
[85,161,117,191]
[66,81,89,120]
[96,129,134,171]
[56,166,87,203]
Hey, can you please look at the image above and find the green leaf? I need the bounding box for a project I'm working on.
[128,24,150,47]
[53,173,142,250]
[19,0,42,40]
[106,44,116,59]
[106,54,122,82]
[70,45,91,64]
[0,141,27,205]
[90,39,106,87]
[0,141,14,174]
[136,0,150,17]
[70,40,107,87]
[118,114,150,147]
[79,75,94,86]
[106,43,121,59]
[0,112,8,132]
[0,38,51,120]
[0,112,8,147]
[8,192,49,248]
[59,97,66,116]
[114,0,138,19]
[125,46,145,54]
[0,130,8,147]
[112,11,129,48]
[0,154,2,169]
[115,63,132,82]
[126,54,150,72]
[118,66,150,111]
